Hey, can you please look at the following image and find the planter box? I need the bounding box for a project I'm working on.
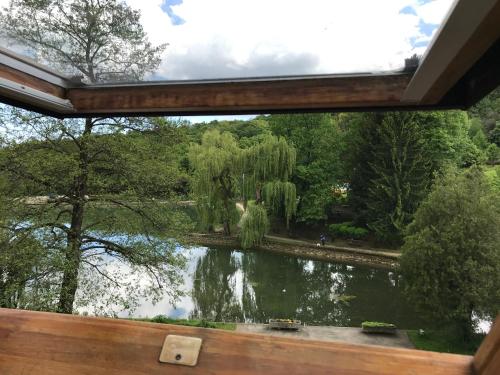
[362,326,397,334]
[269,319,301,331]
[361,322,397,335]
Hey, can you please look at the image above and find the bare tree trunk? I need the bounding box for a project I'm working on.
[222,197,231,236]
[220,173,232,236]
[57,118,92,314]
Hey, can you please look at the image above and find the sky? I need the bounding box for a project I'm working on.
[124,0,455,80]
[0,0,455,123]
[124,0,455,122]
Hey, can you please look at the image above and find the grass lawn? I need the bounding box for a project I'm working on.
[132,315,236,331]
[406,330,485,355]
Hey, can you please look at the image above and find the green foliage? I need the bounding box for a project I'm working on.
[472,129,489,150]
[329,222,368,240]
[189,130,241,234]
[262,181,296,227]
[484,166,500,191]
[406,329,485,355]
[240,202,269,249]
[361,321,396,329]
[189,130,296,240]
[401,167,500,339]
[242,134,296,183]
[0,0,186,314]
[139,315,236,330]
[345,111,478,245]
[191,249,244,322]
[268,114,344,223]
[468,87,500,146]
[485,143,500,164]
[1,0,166,83]
[336,295,356,303]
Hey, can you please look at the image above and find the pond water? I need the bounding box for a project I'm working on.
[82,245,428,329]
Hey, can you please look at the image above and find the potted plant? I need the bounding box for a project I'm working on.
[361,321,397,334]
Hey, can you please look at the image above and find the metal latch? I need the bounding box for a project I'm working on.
[159,335,203,367]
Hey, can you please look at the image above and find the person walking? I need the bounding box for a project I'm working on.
[320,234,326,246]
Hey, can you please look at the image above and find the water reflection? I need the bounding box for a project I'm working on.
[190,249,244,322]
[79,245,425,328]
[186,247,425,328]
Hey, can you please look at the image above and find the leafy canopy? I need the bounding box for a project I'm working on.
[1,0,166,82]
[400,167,500,338]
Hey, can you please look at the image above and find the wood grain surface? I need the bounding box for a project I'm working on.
[67,74,412,115]
[0,308,474,375]
[0,63,66,98]
[473,316,500,375]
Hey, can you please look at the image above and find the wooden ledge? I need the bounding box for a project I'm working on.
[0,308,474,375]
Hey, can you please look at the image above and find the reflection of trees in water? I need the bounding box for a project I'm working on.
[241,251,308,322]
[298,262,352,326]
[190,248,423,327]
[340,267,421,328]
[190,249,243,322]
[241,253,356,326]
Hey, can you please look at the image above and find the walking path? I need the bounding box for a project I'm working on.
[187,233,399,268]
[265,235,400,259]
[236,323,414,349]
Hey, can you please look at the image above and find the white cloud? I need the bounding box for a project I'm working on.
[125,0,454,80]
[1,0,453,80]
[415,0,455,25]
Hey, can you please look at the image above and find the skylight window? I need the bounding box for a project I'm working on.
[0,0,454,83]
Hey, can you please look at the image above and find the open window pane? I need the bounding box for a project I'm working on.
[0,0,454,83]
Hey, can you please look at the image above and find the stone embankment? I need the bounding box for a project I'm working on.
[186,233,400,268]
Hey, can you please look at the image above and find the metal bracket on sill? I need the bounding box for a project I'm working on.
[159,335,202,367]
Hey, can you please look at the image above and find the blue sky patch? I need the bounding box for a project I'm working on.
[419,19,438,36]
[399,6,417,16]
[162,0,186,26]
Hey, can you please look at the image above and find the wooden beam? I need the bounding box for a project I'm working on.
[402,0,500,105]
[0,308,473,375]
[473,316,500,375]
[0,63,66,99]
[66,73,413,116]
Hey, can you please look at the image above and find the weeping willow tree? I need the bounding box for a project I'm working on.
[239,135,297,248]
[239,202,270,249]
[189,130,241,235]
[190,131,297,247]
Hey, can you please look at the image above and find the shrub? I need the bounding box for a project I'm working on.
[361,321,396,329]
[329,222,369,240]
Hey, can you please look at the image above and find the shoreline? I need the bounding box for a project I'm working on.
[184,233,399,269]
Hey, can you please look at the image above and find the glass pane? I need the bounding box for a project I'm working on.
[0,0,454,83]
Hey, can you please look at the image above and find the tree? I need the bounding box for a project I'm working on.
[0,0,187,315]
[189,130,241,235]
[268,114,344,223]
[400,167,500,339]
[237,133,297,248]
[239,202,269,249]
[190,249,243,322]
[1,0,165,82]
[0,196,59,310]
[189,130,296,248]
[468,87,500,146]
[345,111,480,245]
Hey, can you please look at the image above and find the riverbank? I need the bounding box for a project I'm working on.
[185,233,400,268]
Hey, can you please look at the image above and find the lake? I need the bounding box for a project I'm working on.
[78,244,428,329]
